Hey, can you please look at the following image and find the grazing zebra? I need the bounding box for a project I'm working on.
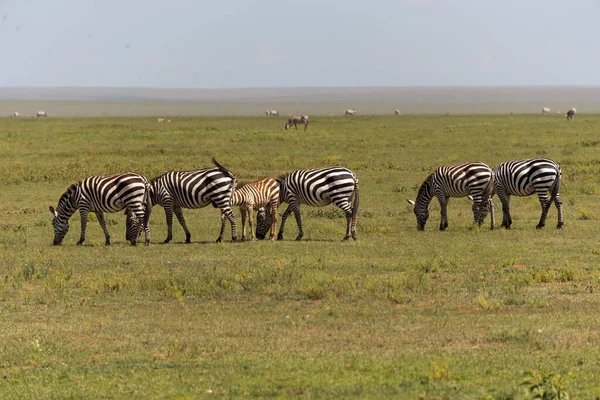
[225,177,279,241]
[493,158,563,229]
[542,107,551,114]
[12,112,19,117]
[284,115,309,131]
[48,173,150,246]
[345,109,356,116]
[566,108,577,120]
[137,158,237,244]
[265,110,279,116]
[395,109,401,115]
[274,166,359,241]
[36,111,47,117]
[407,162,494,231]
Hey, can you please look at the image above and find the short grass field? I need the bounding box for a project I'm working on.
[1,113,600,398]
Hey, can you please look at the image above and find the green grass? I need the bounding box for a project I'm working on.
[1,114,600,398]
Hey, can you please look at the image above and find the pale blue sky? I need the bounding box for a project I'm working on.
[1,0,599,88]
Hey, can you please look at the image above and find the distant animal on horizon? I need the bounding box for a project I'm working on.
[36,111,47,118]
[345,109,356,116]
[265,110,279,116]
[395,109,401,115]
[285,115,309,131]
[407,162,494,231]
[167,119,171,123]
[566,108,577,120]
[12,112,20,117]
[510,112,515,115]
[157,117,164,123]
[542,107,551,114]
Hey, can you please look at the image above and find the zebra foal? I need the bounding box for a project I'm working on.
[493,158,563,229]
[272,166,359,241]
[225,177,279,241]
[49,173,150,246]
[407,162,494,230]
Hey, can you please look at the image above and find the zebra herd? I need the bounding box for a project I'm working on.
[49,160,360,246]
[407,158,563,231]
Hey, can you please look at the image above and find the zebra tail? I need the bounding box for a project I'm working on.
[352,181,360,220]
[211,157,237,205]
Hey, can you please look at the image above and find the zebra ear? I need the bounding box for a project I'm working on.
[406,199,415,206]
[49,206,57,217]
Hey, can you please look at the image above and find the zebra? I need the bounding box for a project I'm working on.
[395,109,401,115]
[542,107,551,114]
[284,115,309,131]
[274,166,359,241]
[566,108,577,120]
[12,112,20,117]
[48,173,151,246]
[135,158,237,244]
[225,177,280,241]
[265,110,279,116]
[36,111,47,117]
[345,109,356,116]
[493,158,563,229]
[407,162,494,231]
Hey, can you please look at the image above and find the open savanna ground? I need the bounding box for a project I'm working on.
[1,113,600,398]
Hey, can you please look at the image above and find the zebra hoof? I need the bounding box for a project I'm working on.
[352,234,358,241]
[185,239,191,244]
[215,238,222,243]
[144,240,150,246]
[342,236,350,241]
[277,234,284,241]
[536,224,545,229]
[76,241,84,246]
[557,222,564,229]
[295,236,303,241]
[163,238,171,244]
[231,237,237,243]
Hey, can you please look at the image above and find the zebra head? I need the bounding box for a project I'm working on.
[407,175,433,230]
[124,208,142,243]
[48,184,78,245]
[255,207,271,240]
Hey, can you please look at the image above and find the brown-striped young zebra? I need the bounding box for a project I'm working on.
[224,177,279,241]
[407,162,494,231]
[284,115,309,131]
[272,166,359,241]
[49,173,151,246]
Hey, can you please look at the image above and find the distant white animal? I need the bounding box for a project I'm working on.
[285,115,309,131]
[12,112,19,117]
[566,108,577,120]
[157,117,164,123]
[395,109,401,116]
[345,109,356,116]
[167,119,171,123]
[36,111,47,118]
[265,110,279,116]
[542,107,551,114]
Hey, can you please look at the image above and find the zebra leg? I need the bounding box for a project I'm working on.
[163,202,174,243]
[343,211,352,241]
[277,204,293,241]
[437,195,449,231]
[498,193,512,229]
[218,208,237,243]
[174,207,191,243]
[95,211,111,246]
[269,204,278,241]
[555,194,564,228]
[489,198,495,230]
[142,203,152,246]
[292,204,304,240]
[536,193,550,229]
[247,207,256,241]
[77,209,89,245]
[240,208,248,241]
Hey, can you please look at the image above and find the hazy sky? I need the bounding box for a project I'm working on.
[1,0,600,88]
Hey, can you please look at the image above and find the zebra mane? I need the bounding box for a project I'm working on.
[276,173,290,184]
[416,174,434,200]
[211,157,236,180]
[58,183,78,208]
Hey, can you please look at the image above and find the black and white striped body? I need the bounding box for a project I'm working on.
[284,115,309,131]
[276,166,359,241]
[345,109,356,116]
[145,158,237,243]
[566,108,577,120]
[407,162,494,231]
[493,158,563,229]
[49,173,150,246]
[226,177,279,241]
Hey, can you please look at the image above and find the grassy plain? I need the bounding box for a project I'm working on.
[1,114,600,398]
